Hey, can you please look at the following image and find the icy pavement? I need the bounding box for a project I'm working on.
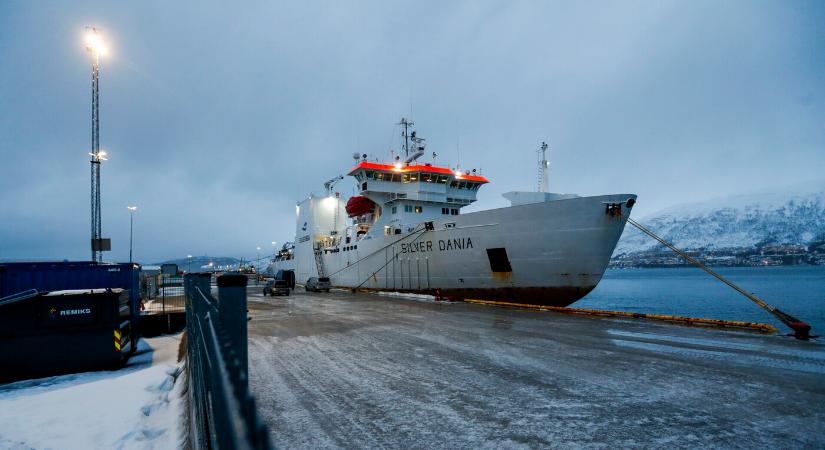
[247,288,825,449]
[0,334,184,450]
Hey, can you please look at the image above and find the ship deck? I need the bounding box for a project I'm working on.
[246,287,825,448]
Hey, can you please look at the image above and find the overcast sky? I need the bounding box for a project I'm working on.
[1,0,823,263]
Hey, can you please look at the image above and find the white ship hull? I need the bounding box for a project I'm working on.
[272,193,635,306]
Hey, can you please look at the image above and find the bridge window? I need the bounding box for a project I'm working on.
[436,175,448,184]
[392,206,397,214]
[404,205,413,213]
[420,173,431,183]
[414,206,423,213]
[442,208,449,215]
[450,208,459,215]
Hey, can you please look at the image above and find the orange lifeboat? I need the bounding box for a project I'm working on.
[346,196,375,217]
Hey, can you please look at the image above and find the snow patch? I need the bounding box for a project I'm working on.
[0,335,184,450]
[374,291,438,302]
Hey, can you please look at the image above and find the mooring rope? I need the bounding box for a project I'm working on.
[626,217,812,339]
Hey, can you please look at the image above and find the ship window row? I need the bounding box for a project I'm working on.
[404,205,423,213]
[446,197,472,204]
[324,245,358,254]
[441,207,460,215]
[355,171,483,190]
[449,181,481,190]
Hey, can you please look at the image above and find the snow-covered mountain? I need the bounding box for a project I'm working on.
[615,184,825,256]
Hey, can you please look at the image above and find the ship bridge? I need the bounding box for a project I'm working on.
[349,162,488,207]
[347,161,489,237]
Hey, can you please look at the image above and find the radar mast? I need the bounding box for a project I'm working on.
[538,142,549,193]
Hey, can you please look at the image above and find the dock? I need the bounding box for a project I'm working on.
[247,288,825,448]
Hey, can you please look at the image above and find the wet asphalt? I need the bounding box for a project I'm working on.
[245,286,825,449]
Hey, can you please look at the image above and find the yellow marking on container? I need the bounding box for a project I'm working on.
[462,298,779,334]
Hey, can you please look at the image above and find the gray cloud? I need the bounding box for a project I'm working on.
[1,0,823,263]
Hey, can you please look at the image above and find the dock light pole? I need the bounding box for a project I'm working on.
[187,255,193,273]
[271,241,277,258]
[85,27,108,262]
[127,206,137,262]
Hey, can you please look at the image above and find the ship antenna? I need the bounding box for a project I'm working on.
[538,141,549,193]
[398,117,414,157]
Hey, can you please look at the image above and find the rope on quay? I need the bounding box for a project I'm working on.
[626,217,814,340]
[462,299,780,334]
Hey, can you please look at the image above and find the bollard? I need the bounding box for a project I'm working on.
[217,273,249,382]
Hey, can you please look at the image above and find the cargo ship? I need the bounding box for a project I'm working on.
[267,119,636,306]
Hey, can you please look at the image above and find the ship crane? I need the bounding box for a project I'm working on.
[324,175,344,197]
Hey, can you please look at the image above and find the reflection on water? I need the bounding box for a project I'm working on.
[576,266,825,333]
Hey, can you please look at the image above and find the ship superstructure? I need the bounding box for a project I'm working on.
[269,119,636,306]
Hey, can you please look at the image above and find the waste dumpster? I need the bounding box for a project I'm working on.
[0,288,136,382]
[0,261,142,341]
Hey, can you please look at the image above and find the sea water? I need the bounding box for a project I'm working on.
[577,266,825,334]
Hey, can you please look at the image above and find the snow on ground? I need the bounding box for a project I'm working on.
[0,334,184,450]
[373,291,437,302]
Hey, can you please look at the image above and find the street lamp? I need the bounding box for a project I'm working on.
[85,26,108,262]
[187,254,193,273]
[271,241,277,257]
[127,206,137,262]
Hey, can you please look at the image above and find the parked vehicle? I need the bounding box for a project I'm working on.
[263,279,290,296]
[305,277,331,292]
[275,269,296,289]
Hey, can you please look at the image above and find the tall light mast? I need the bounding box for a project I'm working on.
[537,141,549,193]
[85,27,108,262]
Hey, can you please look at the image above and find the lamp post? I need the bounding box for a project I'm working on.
[85,27,108,262]
[187,254,193,273]
[127,206,137,262]
[271,241,277,258]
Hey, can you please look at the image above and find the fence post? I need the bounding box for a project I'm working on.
[217,273,248,384]
[193,272,212,298]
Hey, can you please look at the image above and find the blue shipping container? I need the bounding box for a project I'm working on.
[0,261,142,338]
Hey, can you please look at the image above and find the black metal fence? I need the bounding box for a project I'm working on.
[184,273,272,450]
[141,275,185,315]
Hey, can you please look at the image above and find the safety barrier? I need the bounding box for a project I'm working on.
[184,273,272,450]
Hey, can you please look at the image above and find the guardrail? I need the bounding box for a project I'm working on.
[184,273,272,450]
[141,275,185,315]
